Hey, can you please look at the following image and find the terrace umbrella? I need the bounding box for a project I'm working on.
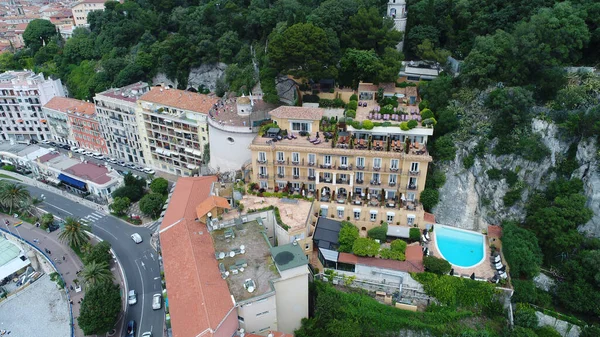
[470,273,475,280]
[450,269,454,276]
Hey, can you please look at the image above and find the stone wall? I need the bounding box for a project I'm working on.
[152,63,228,91]
[535,312,581,337]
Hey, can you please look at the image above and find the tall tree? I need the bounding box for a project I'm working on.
[22,19,57,52]
[78,282,121,335]
[80,261,113,287]
[0,182,31,215]
[339,48,382,88]
[341,7,403,55]
[268,23,337,79]
[58,217,89,248]
[139,193,165,218]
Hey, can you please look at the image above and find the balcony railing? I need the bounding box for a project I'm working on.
[407,184,417,190]
[308,161,316,166]
[257,159,267,164]
[293,175,300,179]
[389,182,397,187]
[258,173,269,179]
[320,176,333,183]
[356,179,364,184]
[308,176,316,181]
[336,179,349,185]
[277,174,285,178]
[409,171,420,176]
[370,180,381,186]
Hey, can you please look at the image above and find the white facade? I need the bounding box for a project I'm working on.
[0,71,65,142]
[208,119,256,172]
[95,82,150,164]
[44,108,69,144]
[237,294,279,335]
[273,265,310,333]
[387,0,407,51]
[71,0,105,27]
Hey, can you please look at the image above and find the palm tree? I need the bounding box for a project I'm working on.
[80,261,113,287]
[0,182,31,215]
[58,217,89,248]
[19,196,43,218]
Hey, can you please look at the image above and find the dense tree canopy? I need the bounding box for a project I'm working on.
[78,282,121,335]
[23,19,58,53]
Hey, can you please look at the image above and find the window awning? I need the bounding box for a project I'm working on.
[337,206,345,211]
[40,119,47,123]
[407,214,416,219]
[353,208,361,213]
[46,177,61,185]
[186,164,198,169]
[184,148,194,153]
[319,247,338,263]
[58,173,86,190]
[17,119,23,123]
[192,150,202,156]
[320,205,329,209]
[370,210,378,214]
[386,212,395,216]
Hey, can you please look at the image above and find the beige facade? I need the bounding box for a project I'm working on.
[249,107,433,231]
[71,0,105,27]
[136,86,218,176]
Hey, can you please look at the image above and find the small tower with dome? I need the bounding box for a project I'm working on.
[387,0,407,51]
[236,95,252,116]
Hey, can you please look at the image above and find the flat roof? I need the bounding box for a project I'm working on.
[140,86,219,114]
[270,242,309,272]
[211,220,280,302]
[64,162,112,184]
[0,236,29,280]
[95,82,149,103]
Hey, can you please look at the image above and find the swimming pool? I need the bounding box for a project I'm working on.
[434,225,485,268]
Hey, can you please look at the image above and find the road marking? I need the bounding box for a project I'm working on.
[135,260,146,337]
[141,262,146,270]
[43,203,73,215]
[94,225,118,240]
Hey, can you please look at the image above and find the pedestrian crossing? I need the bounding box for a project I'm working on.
[83,211,106,223]
[145,220,161,232]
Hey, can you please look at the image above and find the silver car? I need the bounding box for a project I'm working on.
[128,290,137,305]
[152,293,162,310]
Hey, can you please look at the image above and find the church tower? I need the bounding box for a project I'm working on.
[387,0,407,51]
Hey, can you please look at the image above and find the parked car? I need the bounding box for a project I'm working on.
[152,293,162,310]
[71,147,80,152]
[126,163,136,169]
[135,165,144,171]
[73,148,85,154]
[61,144,71,150]
[117,161,126,166]
[41,140,50,144]
[142,168,155,175]
[128,290,137,305]
[107,158,118,164]
[93,154,105,160]
[131,233,143,244]
[47,223,60,232]
[49,142,57,147]
[30,139,38,144]
[82,151,92,156]
[126,320,135,337]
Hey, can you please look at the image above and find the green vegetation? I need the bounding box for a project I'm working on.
[352,238,380,257]
[0,182,31,215]
[111,173,146,202]
[78,282,121,335]
[366,222,388,242]
[109,196,131,216]
[380,239,407,261]
[149,177,169,195]
[338,221,359,253]
[83,241,112,266]
[139,193,166,219]
[409,227,421,242]
[0,173,20,181]
[423,256,452,275]
[502,221,543,279]
[58,217,90,249]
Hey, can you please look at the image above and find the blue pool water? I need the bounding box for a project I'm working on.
[435,226,485,268]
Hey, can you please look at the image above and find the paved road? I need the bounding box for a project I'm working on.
[27,184,165,337]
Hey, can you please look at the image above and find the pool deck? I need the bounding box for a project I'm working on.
[429,227,496,280]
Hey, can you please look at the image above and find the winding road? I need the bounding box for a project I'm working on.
[27,184,165,337]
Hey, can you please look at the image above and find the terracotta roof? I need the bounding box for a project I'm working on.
[424,212,435,224]
[159,176,237,337]
[269,106,323,121]
[380,82,396,93]
[405,244,423,262]
[406,86,418,97]
[140,86,218,114]
[195,195,230,219]
[14,23,28,31]
[358,82,379,92]
[338,252,358,265]
[43,97,95,116]
[487,225,502,239]
[38,152,59,163]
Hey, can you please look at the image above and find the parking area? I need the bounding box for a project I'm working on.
[0,274,70,337]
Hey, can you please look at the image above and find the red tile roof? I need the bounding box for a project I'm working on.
[195,195,230,219]
[337,245,424,273]
[338,252,358,265]
[160,176,237,337]
[44,97,95,116]
[38,152,59,163]
[269,106,324,121]
[487,225,502,239]
[424,212,436,224]
[140,86,218,114]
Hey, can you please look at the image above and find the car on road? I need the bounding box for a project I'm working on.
[61,144,71,150]
[41,140,50,144]
[49,142,57,147]
[73,148,85,154]
[152,293,162,310]
[126,320,135,337]
[107,158,118,164]
[93,153,105,160]
[70,147,80,152]
[117,161,126,166]
[128,290,137,305]
[126,163,136,169]
[142,332,152,337]
[142,168,155,175]
[135,165,144,171]
[82,150,92,156]
[131,233,143,244]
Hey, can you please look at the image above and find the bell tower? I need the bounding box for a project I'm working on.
[387,0,407,51]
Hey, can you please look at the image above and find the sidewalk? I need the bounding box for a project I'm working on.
[0,215,127,337]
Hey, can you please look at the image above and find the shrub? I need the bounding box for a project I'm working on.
[109,196,131,215]
[367,222,388,242]
[420,188,440,211]
[390,239,407,253]
[409,228,421,241]
[319,98,345,108]
[139,193,165,218]
[534,326,562,337]
[346,109,356,118]
[400,121,409,131]
[352,238,380,257]
[347,100,358,110]
[505,170,519,187]
[486,168,502,180]
[338,221,359,253]
[503,188,523,206]
[581,325,600,337]
[463,154,475,169]
[423,256,452,275]
[510,327,539,337]
[380,248,405,261]
[112,185,144,203]
[433,136,456,161]
[514,303,539,328]
[150,177,169,195]
[421,108,434,119]
[502,221,543,279]
[419,100,429,110]
[349,94,358,101]
[512,279,552,307]
[422,117,437,127]
[407,119,418,129]
[2,165,15,172]
[303,94,320,103]
[362,120,374,130]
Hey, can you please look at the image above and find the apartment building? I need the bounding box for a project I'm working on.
[43,97,108,153]
[0,70,65,142]
[71,0,105,27]
[137,86,218,176]
[249,106,433,232]
[94,82,150,164]
[160,176,309,337]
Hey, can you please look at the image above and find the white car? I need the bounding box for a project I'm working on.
[131,233,143,244]
[143,168,155,175]
[82,150,92,156]
[152,293,162,310]
[74,148,85,154]
[93,154,105,160]
[128,290,137,305]
[41,140,50,144]
[70,147,80,152]
[142,332,152,337]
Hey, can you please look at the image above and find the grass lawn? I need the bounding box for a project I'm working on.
[0,174,21,181]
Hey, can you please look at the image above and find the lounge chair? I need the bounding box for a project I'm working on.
[422,235,428,243]
[309,137,317,143]
[493,255,501,263]
[495,262,504,270]
[291,133,297,139]
[424,232,430,241]
[313,139,322,145]
[499,271,508,279]
[368,113,373,119]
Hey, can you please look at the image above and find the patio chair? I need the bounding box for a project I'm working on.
[368,113,373,119]
[493,255,501,263]
[495,262,504,270]
[314,139,322,145]
[383,114,389,121]
[291,133,297,139]
[417,116,422,122]
[309,137,317,143]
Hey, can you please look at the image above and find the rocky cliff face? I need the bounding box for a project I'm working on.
[152,63,227,91]
[433,119,600,235]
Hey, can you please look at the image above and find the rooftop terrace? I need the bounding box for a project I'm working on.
[208,96,277,129]
[211,220,280,302]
